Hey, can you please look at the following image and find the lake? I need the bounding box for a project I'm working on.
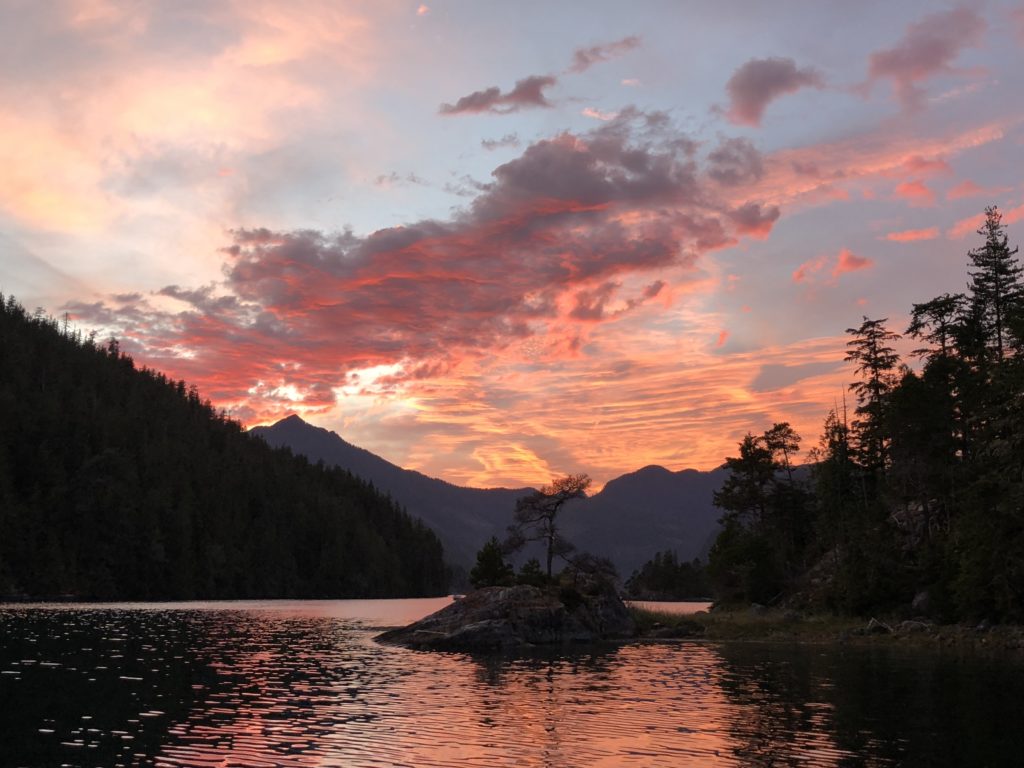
[2,599,1022,767]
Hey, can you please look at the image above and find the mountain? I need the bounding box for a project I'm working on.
[252,416,727,578]
[250,415,530,570]
[0,296,448,600]
[562,465,727,577]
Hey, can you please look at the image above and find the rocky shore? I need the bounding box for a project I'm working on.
[376,584,636,650]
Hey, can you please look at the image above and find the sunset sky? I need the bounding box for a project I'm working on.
[3,1,1024,489]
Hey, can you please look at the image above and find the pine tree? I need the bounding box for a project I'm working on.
[845,317,901,474]
[469,537,514,589]
[968,206,1022,362]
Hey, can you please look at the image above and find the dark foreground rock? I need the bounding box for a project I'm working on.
[376,584,636,650]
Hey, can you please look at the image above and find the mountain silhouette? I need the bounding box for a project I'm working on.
[251,416,727,578]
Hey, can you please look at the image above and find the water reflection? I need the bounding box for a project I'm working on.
[1,602,1022,766]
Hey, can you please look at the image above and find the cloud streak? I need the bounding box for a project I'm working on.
[885,227,939,242]
[793,248,873,284]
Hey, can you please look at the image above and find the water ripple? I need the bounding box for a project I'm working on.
[1,601,1022,767]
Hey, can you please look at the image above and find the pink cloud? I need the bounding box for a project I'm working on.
[946,179,1014,201]
[948,211,987,238]
[793,249,873,284]
[1005,202,1024,224]
[715,330,729,348]
[68,112,782,424]
[949,203,1024,239]
[885,227,939,242]
[947,179,985,200]
[724,57,824,127]
[865,8,986,109]
[753,120,1007,213]
[832,248,873,277]
[416,4,429,16]
[792,254,829,284]
[894,180,936,207]
[902,155,951,176]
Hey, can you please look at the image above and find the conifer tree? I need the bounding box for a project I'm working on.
[845,317,901,474]
[968,206,1022,362]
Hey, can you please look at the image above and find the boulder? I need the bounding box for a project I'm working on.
[376,584,636,651]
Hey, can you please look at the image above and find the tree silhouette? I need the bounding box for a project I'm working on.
[469,537,514,588]
[845,316,901,474]
[506,473,590,580]
[968,206,1022,362]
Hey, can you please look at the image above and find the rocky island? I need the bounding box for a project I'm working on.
[376,584,636,650]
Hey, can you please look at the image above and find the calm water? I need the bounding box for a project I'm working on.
[2,600,1022,767]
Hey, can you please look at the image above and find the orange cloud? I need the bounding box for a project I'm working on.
[901,155,951,176]
[1003,202,1024,224]
[885,227,939,242]
[946,179,1013,200]
[948,212,986,239]
[67,112,782,437]
[832,249,873,277]
[792,255,828,284]
[793,249,873,284]
[894,180,936,207]
[750,120,1008,214]
[949,204,1023,241]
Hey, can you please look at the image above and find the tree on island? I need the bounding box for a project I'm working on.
[469,537,514,588]
[505,473,591,580]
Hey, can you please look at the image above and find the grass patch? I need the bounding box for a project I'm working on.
[628,606,706,637]
[629,604,862,642]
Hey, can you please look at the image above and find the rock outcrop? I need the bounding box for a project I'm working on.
[376,584,636,650]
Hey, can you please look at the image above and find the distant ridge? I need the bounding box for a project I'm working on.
[252,416,727,577]
[251,417,530,569]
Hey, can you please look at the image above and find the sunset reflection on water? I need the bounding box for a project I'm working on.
[2,600,1022,766]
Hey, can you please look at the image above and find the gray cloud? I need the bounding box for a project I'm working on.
[568,36,641,73]
[865,8,986,109]
[707,137,764,186]
[481,133,520,151]
[440,75,556,115]
[724,57,824,126]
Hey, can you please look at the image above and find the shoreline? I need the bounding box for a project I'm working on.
[629,605,1024,656]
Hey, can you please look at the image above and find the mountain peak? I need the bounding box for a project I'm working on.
[277,413,307,426]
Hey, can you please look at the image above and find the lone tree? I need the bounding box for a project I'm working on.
[506,473,591,580]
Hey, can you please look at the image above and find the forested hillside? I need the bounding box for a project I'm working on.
[0,296,448,600]
[709,207,1024,622]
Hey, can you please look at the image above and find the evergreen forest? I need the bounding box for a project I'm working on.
[708,207,1024,622]
[0,297,449,600]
